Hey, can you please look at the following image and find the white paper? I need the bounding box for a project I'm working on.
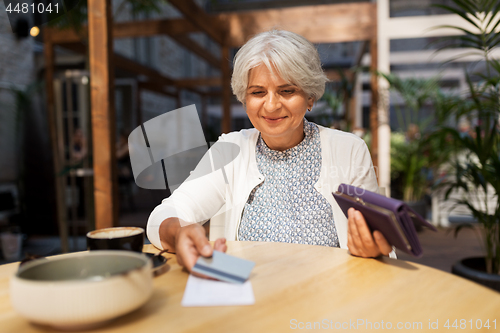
[181,275,255,307]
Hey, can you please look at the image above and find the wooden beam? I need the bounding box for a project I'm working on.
[221,45,231,133]
[115,19,221,68]
[48,21,219,68]
[176,77,221,88]
[46,27,85,44]
[220,2,376,46]
[47,18,200,44]
[113,53,175,86]
[43,29,69,253]
[170,35,220,68]
[168,0,226,45]
[88,0,118,229]
[113,18,198,39]
[211,0,358,12]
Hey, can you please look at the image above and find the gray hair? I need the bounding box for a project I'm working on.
[231,30,328,105]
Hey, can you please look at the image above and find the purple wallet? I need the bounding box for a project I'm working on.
[332,184,437,257]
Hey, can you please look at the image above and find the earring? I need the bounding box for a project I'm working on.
[307,108,311,112]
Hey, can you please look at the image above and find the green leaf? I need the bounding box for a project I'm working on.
[432,5,481,29]
[484,0,497,13]
[454,223,476,238]
[485,2,500,30]
[453,0,479,14]
[431,25,480,39]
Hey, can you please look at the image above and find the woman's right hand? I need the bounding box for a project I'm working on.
[159,218,227,276]
[174,223,227,276]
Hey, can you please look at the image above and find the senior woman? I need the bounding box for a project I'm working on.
[147,30,393,274]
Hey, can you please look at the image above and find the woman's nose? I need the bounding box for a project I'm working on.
[264,92,281,112]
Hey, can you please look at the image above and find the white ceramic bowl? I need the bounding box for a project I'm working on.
[10,251,153,329]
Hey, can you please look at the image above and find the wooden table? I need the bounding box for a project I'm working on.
[1,241,500,332]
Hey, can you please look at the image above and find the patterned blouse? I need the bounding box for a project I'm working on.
[238,119,339,247]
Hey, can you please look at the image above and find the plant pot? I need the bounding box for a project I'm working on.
[452,257,500,292]
[406,200,427,232]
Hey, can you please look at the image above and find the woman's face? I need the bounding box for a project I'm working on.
[245,64,313,151]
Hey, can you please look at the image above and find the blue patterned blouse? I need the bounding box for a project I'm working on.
[238,119,339,247]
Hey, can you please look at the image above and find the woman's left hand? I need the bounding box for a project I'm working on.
[347,208,392,257]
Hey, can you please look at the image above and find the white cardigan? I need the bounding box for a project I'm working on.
[147,124,379,250]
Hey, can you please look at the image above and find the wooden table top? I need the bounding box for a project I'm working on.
[1,241,499,332]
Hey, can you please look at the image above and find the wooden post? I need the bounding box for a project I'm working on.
[65,75,78,249]
[349,93,357,131]
[221,45,231,133]
[88,0,118,229]
[369,34,379,172]
[376,0,392,195]
[44,29,69,253]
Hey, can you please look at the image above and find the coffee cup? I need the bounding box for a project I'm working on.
[86,227,144,252]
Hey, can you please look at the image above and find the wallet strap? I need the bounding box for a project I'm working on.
[402,205,437,231]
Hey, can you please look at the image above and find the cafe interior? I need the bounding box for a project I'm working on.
[0,0,499,331]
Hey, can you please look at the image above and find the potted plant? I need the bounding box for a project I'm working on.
[381,74,452,220]
[431,0,500,289]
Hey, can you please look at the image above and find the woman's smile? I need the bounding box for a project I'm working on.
[263,116,287,123]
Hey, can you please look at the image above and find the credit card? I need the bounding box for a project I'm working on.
[192,250,255,284]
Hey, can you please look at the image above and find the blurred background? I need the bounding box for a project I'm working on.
[0,0,498,284]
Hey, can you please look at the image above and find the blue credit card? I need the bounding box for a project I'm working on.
[192,250,255,284]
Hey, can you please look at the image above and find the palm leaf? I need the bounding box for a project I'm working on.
[430,25,481,40]
[432,4,481,29]
[485,5,500,31]
[453,0,479,14]
[453,223,476,238]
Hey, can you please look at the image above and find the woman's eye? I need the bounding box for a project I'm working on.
[282,89,295,94]
[251,91,264,95]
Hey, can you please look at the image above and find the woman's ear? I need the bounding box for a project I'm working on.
[307,97,314,111]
